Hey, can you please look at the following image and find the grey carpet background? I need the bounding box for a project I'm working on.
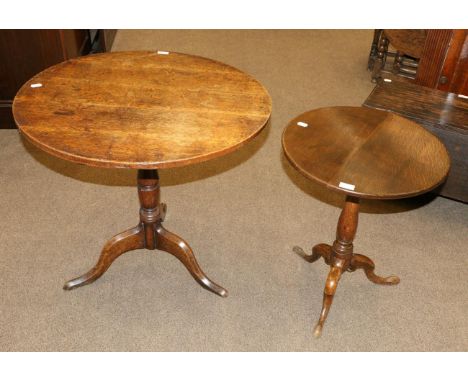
[0,30,467,351]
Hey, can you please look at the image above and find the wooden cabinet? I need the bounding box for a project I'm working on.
[0,29,116,129]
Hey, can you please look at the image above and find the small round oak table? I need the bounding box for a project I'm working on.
[13,51,271,298]
[282,106,450,337]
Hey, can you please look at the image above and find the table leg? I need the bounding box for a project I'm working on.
[63,224,145,290]
[155,225,227,297]
[314,265,343,338]
[64,169,227,297]
[349,254,400,285]
[294,196,399,337]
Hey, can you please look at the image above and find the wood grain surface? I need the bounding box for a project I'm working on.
[13,51,272,168]
[364,79,467,202]
[364,79,467,133]
[282,106,450,199]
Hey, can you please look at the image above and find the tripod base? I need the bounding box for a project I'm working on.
[294,196,399,337]
[64,170,227,298]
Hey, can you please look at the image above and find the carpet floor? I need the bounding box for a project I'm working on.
[0,30,466,351]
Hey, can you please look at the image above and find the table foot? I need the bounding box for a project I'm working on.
[155,225,228,298]
[63,224,145,290]
[350,254,400,285]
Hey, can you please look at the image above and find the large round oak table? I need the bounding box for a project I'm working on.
[13,51,271,298]
[282,106,450,337]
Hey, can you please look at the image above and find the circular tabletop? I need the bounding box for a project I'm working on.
[13,51,272,169]
[282,106,450,199]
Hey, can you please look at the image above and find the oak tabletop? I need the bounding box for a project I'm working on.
[282,106,450,199]
[13,51,272,169]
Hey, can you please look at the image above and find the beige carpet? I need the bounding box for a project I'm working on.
[1,30,467,351]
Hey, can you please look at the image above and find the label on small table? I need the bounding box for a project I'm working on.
[338,182,355,191]
[297,121,308,128]
[157,51,170,55]
[30,83,42,88]
[383,78,392,83]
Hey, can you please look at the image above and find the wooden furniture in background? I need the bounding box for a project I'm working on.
[13,51,272,296]
[97,30,117,52]
[416,29,468,94]
[0,29,116,129]
[369,29,427,82]
[369,29,468,95]
[364,78,468,202]
[282,106,450,337]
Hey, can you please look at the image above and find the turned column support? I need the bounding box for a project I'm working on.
[331,196,359,266]
[137,169,162,250]
[372,31,389,82]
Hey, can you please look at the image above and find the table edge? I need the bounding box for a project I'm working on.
[19,115,271,169]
